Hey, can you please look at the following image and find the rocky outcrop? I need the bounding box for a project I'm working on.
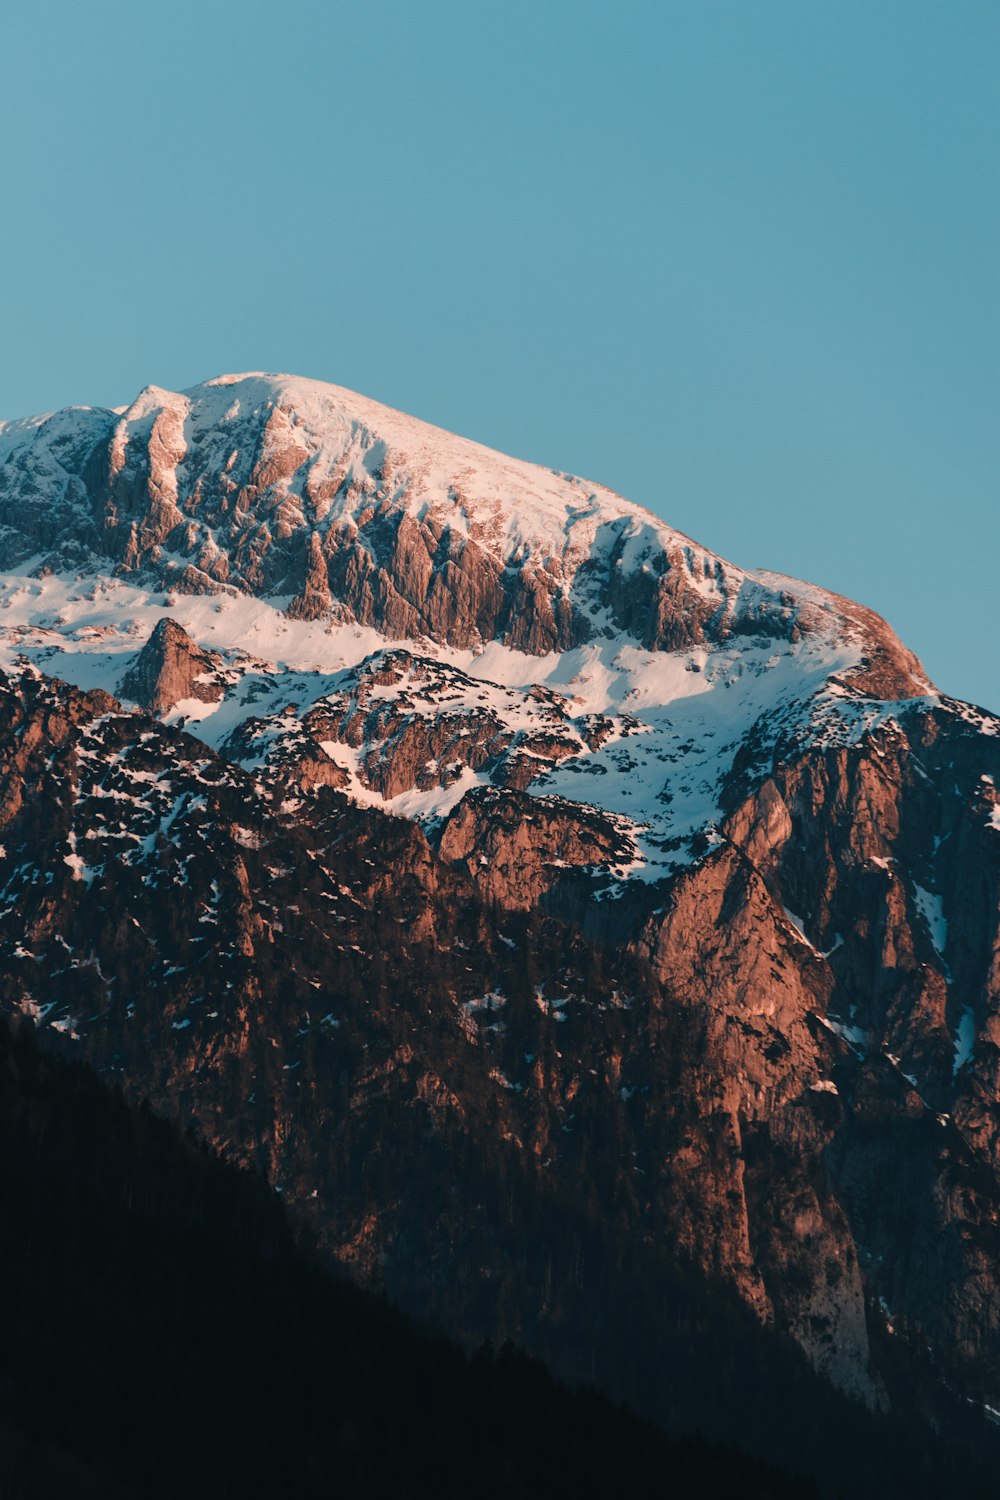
[119,617,226,715]
[286,532,334,620]
[223,712,351,795]
[439,786,636,909]
[218,651,624,811]
[630,700,1000,1401]
[0,373,929,691]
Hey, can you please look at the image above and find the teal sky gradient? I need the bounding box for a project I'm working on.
[1,1,996,707]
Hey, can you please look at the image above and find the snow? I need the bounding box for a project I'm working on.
[522,632,871,880]
[462,993,507,1017]
[146,371,734,591]
[953,1007,975,1076]
[0,556,956,883]
[387,765,485,823]
[315,741,385,809]
[0,368,908,667]
[2,370,991,887]
[0,369,815,667]
[164,696,223,727]
[782,907,814,947]
[913,883,948,960]
[821,1016,868,1055]
[63,829,86,882]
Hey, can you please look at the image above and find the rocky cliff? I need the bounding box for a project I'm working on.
[0,373,997,1480]
[0,374,928,689]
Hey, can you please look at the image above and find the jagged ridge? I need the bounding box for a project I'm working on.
[0,373,998,1479]
[0,372,927,689]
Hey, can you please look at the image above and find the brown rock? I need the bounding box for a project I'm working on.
[119,618,225,716]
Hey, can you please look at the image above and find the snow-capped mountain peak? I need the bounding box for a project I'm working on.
[0,372,949,883]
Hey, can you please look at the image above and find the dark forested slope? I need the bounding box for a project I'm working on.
[0,1016,821,1500]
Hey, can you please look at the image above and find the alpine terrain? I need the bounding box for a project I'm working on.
[0,373,998,1492]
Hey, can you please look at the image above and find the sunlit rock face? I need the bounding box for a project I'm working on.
[0,372,998,1435]
[118,617,226,716]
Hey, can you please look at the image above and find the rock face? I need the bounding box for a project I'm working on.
[0,372,998,1477]
[224,649,624,813]
[0,373,928,694]
[438,786,636,911]
[119,616,226,715]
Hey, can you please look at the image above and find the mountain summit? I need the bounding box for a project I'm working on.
[0,374,998,1483]
[0,371,926,677]
[0,372,939,881]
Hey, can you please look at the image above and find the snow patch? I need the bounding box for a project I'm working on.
[913,883,948,960]
[953,1007,975,1076]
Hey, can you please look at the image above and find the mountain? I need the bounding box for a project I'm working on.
[0,373,998,1487]
[0,371,926,677]
[0,1015,825,1500]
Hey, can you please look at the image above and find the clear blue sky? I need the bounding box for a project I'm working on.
[2,1,996,708]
